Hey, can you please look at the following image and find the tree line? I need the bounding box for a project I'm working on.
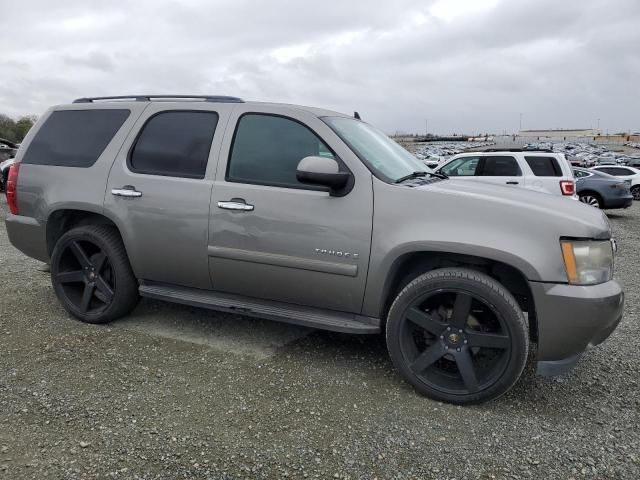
[0,114,37,143]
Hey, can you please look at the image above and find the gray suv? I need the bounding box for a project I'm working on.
[5,95,624,404]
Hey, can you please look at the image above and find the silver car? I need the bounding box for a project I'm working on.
[4,95,624,404]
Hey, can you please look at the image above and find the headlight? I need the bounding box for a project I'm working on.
[560,240,614,285]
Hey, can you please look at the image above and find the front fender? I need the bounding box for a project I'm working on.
[361,177,609,318]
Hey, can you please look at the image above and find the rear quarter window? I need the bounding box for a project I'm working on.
[22,109,130,167]
[524,156,563,177]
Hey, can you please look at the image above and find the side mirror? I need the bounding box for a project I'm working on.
[296,156,351,192]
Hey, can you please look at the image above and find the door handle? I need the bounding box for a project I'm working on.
[111,186,142,198]
[218,199,254,211]
[506,181,519,185]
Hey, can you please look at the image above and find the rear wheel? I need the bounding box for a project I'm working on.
[579,193,602,209]
[386,268,528,405]
[631,185,640,201]
[51,225,139,324]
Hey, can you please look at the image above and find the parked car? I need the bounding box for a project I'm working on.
[0,139,18,162]
[5,95,623,405]
[625,158,640,168]
[573,168,633,209]
[597,157,617,166]
[591,165,640,200]
[435,149,576,197]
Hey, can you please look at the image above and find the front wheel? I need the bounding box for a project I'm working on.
[51,225,139,324]
[632,185,640,201]
[386,268,529,405]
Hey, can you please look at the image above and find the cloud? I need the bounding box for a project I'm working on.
[0,0,638,134]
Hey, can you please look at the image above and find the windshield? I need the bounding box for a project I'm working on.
[323,116,430,183]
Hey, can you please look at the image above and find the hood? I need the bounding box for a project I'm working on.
[414,179,611,239]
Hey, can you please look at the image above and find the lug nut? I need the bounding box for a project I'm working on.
[447,327,451,331]
[464,340,468,344]
[440,335,444,339]
[459,329,463,333]
[445,346,449,350]
[456,348,461,352]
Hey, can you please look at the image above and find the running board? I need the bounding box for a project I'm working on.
[138,282,380,334]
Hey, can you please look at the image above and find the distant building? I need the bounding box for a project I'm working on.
[519,129,598,138]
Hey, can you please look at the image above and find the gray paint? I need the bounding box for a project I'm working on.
[4,98,624,374]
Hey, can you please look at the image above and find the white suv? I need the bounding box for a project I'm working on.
[435,150,576,197]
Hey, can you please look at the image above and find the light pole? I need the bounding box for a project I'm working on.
[519,113,522,133]
[425,119,428,137]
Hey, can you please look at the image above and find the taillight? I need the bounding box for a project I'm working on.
[6,163,20,215]
[560,180,575,196]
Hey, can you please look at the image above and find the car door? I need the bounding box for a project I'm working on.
[104,103,233,289]
[208,106,373,313]
[476,155,523,187]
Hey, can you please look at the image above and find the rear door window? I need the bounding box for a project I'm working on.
[22,109,130,167]
[479,156,521,176]
[525,156,562,176]
[129,111,218,179]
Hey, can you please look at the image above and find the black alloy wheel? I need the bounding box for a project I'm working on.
[632,185,640,201]
[54,240,114,315]
[51,225,139,323]
[386,268,528,404]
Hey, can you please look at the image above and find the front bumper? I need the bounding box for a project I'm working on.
[530,279,624,376]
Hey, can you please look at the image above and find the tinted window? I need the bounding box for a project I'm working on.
[227,114,334,188]
[573,169,591,178]
[441,157,479,176]
[525,156,562,176]
[22,109,130,167]
[481,156,521,176]
[130,111,218,178]
[597,167,627,176]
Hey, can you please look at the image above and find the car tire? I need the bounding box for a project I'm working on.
[386,268,529,405]
[579,193,602,209]
[51,225,139,324]
[631,185,640,201]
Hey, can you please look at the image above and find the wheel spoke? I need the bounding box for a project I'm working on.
[410,344,445,374]
[406,307,444,335]
[449,293,472,328]
[93,252,107,274]
[69,241,92,269]
[79,283,96,313]
[455,349,480,392]
[466,331,510,349]
[56,270,85,284]
[95,276,114,303]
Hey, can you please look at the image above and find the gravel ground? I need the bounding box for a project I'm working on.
[0,197,638,479]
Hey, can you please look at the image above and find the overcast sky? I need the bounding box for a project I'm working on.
[1,0,638,134]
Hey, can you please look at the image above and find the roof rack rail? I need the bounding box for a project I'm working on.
[72,95,245,104]
[483,148,554,153]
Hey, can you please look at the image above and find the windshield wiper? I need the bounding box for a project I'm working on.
[394,171,448,184]
[430,171,449,179]
[394,171,429,183]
